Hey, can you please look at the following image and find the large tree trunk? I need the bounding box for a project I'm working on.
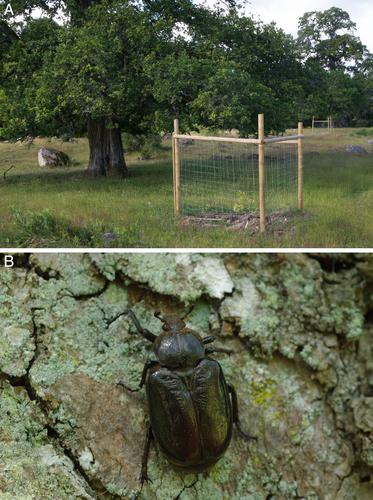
[87,118,128,177]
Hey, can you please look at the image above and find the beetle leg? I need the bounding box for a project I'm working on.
[202,335,215,344]
[117,360,158,392]
[139,360,158,388]
[140,425,153,485]
[125,309,157,342]
[205,346,233,355]
[227,383,257,442]
[117,380,141,392]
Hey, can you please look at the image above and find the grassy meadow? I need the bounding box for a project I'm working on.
[0,128,372,248]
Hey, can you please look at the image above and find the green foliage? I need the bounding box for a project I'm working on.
[0,17,62,139]
[147,48,214,132]
[233,191,248,213]
[0,0,308,141]
[34,1,163,137]
[2,1,373,147]
[191,63,290,135]
[352,128,373,137]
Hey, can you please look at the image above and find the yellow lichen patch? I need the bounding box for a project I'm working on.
[250,378,277,409]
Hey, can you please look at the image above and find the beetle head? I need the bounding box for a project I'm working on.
[154,311,186,332]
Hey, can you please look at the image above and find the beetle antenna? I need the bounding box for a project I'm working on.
[154,311,166,323]
[125,309,157,343]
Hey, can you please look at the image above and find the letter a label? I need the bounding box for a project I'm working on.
[4,4,14,16]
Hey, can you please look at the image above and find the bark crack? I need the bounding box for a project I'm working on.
[173,478,198,500]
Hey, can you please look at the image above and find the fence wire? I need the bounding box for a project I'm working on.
[178,137,298,217]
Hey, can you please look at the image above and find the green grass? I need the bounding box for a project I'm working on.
[0,128,372,248]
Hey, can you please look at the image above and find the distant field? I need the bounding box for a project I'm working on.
[0,128,372,248]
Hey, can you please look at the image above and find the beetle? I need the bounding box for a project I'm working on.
[118,309,255,483]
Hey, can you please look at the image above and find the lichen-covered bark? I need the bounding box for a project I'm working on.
[0,253,373,499]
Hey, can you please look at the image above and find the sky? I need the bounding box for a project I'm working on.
[247,0,373,52]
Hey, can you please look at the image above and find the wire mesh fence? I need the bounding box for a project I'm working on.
[178,141,298,215]
[264,142,298,212]
[172,114,304,232]
[179,139,259,216]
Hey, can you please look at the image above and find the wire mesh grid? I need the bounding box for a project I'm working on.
[178,137,298,217]
[264,141,298,212]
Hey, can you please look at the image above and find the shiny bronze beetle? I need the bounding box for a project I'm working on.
[119,309,255,483]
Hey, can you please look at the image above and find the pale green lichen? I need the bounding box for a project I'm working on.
[30,254,106,297]
[0,382,47,445]
[361,438,373,467]
[0,325,35,376]
[29,294,154,392]
[0,383,93,499]
[186,302,214,334]
[0,269,35,377]
[221,254,365,365]
[90,253,234,302]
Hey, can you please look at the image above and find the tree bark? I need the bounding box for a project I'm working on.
[86,118,128,177]
[1,253,373,499]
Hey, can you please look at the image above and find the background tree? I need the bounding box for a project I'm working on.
[358,54,373,125]
[297,7,373,126]
[297,7,367,72]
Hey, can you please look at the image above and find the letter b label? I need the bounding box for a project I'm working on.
[5,255,14,268]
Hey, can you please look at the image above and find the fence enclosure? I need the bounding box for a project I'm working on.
[172,114,304,232]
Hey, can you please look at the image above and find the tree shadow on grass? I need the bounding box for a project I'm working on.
[0,161,172,192]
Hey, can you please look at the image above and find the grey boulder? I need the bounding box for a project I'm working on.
[38,148,70,168]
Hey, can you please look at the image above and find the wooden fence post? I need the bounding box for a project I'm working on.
[258,113,265,233]
[297,121,303,210]
[173,118,180,216]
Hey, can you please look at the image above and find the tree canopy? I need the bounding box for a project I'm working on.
[296,7,372,126]
[297,7,367,71]
[1,2,373,175]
